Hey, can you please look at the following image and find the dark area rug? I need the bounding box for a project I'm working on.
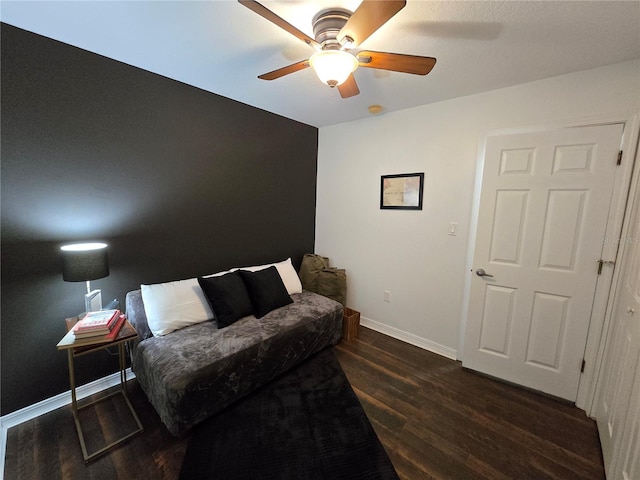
[179,348,399,480]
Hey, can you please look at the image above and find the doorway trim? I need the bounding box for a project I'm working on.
[458,111,640,413]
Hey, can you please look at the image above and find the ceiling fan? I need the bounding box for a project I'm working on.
[238,0,437,98]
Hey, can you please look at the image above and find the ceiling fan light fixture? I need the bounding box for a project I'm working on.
[309,50,358,87]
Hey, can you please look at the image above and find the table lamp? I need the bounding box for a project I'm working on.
[61,242,109,313]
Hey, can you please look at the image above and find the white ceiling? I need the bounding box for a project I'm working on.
[2,1,639,127]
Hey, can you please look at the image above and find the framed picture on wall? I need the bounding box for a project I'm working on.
[380,173,424,210]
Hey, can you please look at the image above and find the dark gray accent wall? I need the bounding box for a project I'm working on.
[1,23,319,415]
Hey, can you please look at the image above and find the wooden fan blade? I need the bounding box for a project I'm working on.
[337,0,406,48]
[239,0,320,49]
[338,74,360,98]
[258,60,310,80]
[357,50,436,75]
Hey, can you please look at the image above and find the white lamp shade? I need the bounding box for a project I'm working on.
[309,50,359,87]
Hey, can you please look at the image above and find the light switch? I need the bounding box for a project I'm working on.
[448,222,458,236]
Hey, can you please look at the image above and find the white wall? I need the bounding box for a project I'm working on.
[316,59,640,359]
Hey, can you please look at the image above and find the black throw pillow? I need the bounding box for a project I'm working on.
[239,266,293,318]
[198,272,253,328]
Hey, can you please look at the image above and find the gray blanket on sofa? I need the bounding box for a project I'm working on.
[126,289,343,436]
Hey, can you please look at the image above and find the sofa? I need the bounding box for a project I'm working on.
[125,259,343,436]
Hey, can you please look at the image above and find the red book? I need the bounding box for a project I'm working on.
[102,314,126,341]
[72,309,120,335]
[69,314,127,347]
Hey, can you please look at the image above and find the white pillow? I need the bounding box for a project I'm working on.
[202,268,235,278]
[141,278,214,336]
[239,258,302,295]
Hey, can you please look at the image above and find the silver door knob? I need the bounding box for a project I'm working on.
[476,269,494,278]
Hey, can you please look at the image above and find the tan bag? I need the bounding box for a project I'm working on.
[316,268,347,306]
[299,253,329,291]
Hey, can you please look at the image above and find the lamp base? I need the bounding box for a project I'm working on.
[84,289,102,313]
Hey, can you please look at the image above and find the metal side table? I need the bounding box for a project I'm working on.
[57,319,144,463]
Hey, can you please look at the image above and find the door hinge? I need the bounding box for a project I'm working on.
[597,259,616,275]
[617,150,623,165]
[581,359,586,373]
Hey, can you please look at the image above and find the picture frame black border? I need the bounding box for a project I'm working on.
[380,172,425,210]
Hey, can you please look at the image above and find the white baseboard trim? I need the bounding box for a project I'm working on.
[360,316,458,361]
[0,368,136,479]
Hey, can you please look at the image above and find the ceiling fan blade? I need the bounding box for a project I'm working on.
[238,0,320,49]
[338,74,360,98]
[357,50,436,75]
[258,60,310,81]
[337,0,406,48]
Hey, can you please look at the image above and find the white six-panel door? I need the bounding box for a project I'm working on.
[464,124,623,400]
[596,174,640,478]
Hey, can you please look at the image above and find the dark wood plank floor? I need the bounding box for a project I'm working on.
[4,327,605,479]
[335,328,605,480]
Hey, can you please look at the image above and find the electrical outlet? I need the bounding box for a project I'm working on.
[384,290,391,302]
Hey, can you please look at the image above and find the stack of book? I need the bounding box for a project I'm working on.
[71,309,126,345]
